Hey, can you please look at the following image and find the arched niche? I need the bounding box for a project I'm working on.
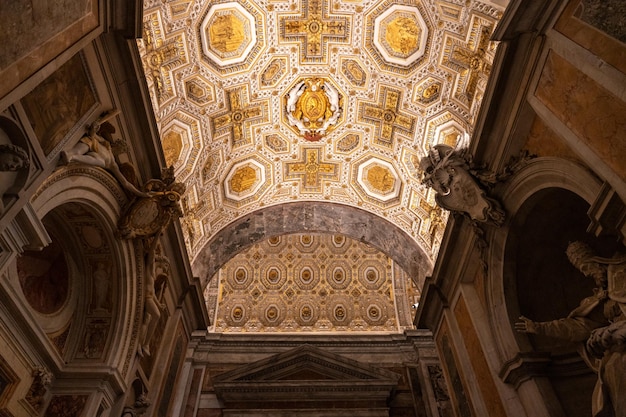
[13,203,124,365]
[23,165,143,379]
[486,158,621,417]
[487,158,604,359]
[191,202,433,288]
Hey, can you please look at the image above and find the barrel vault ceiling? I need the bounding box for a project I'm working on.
[138,0,505,332]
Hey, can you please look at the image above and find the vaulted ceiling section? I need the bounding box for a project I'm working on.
[138,0,504,332]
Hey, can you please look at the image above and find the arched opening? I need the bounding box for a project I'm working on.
[15,202,121,365]
[192,202,433,288]
[505,187,621,416]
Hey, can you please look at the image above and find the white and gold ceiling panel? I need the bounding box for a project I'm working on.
[284,146,340,194]
[141,10,189,109]
[373,4,430,66]
[183,73,215,106]
[408,188,449,255]
[263,132,290,154]
[440,12,496,112]
[223,156,272,206]
[338,57,368,89]
[334,132,361,155]
[424,109,469,154]
[200,149,223,186]
[210,84,271,148]
[167,0,193,19]
[412,76,444,108]
[356,83,417,148]
[139,0,505,272]
[365,0,432,74]
[196,1,266,74]
[437,1,463,23]
[160,110,203,183]
[277,0,352,64]
[353,156,402,206]
[258,55,289,88]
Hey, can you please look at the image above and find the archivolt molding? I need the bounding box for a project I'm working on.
[27,165,144,379]
[499,157,602,213]
[485,157,602,361]
[192,201,433,287]
[31,165,127,219]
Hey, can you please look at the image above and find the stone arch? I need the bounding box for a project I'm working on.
[24,165,143,378]
[485,158,617,416]
[487,157,602,360]
[192,202,433,286]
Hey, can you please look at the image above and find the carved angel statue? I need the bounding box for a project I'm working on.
[60,110,148,198]
[137,236,167,357]
[515,241,626,417]
[419,144,505,225]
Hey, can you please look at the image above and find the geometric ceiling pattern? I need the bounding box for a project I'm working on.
[139,0,504,334]
[138,0,503,271]
[204,233,421,333]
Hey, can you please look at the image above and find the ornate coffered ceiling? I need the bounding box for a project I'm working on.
[138,0,505,331]
[205,233,420,333]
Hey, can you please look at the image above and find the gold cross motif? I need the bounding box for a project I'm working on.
[285,148,339,193]
[210,86,269,147]
[279,0,350,62]
[358,86,415,147]
[441,20,493,108]
[142,13,187,105]
[419,199,444,245]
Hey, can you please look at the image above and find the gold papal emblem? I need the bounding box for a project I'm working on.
[285,78,343,141]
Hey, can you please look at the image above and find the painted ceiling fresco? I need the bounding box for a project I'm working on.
[139,0,505,332]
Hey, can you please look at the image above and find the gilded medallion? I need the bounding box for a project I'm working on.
[284,77,343,141]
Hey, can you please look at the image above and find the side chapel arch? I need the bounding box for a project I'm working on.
[487,157,603,360]
[24,165,144,376]
[485,157,614,415]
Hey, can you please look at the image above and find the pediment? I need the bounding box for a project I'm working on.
[213,345,400,407]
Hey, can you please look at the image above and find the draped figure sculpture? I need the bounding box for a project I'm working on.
[515,241,626,417]
[60,110,148,198]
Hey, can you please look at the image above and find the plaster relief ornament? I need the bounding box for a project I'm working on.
[420,144,504,226]
[25,367,52,411]
[285,78,342,141]
[117,166,185,240]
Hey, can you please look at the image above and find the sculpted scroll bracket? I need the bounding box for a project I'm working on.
[420,146,535,271]
[117,166,185,242]
[419,144,519,227]
[116,166,183,358]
